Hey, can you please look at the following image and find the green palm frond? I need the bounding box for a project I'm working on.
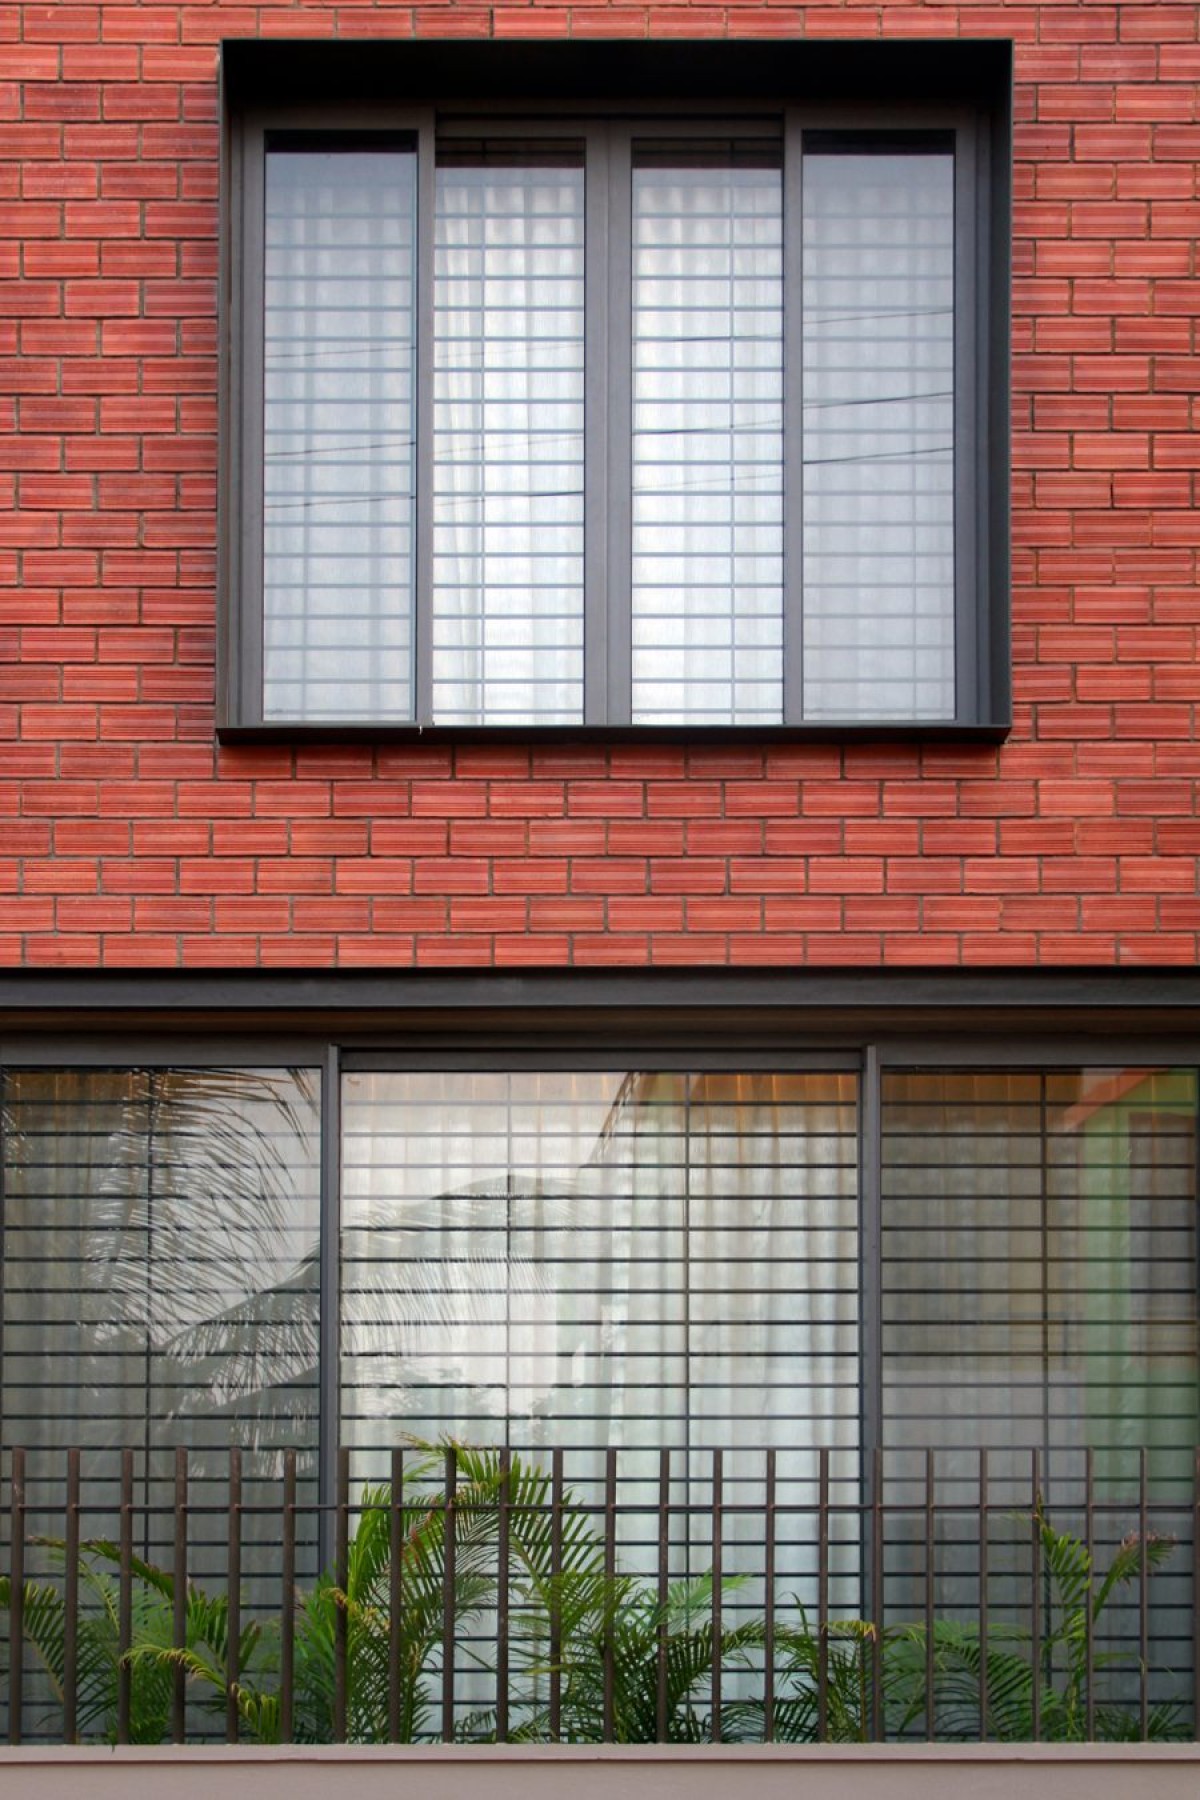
[0,1455,1186,1747]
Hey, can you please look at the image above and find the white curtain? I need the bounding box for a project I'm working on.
[631,158,784,724]
[433,158,585,723]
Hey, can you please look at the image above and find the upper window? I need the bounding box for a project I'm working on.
[219,41,1011,735]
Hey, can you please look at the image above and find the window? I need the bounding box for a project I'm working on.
[2,1025,1197,1735]
[219,40,1011,736]
[5,1042,1194,1503]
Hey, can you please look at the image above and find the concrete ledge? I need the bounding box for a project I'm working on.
[2,1743,1199,1800]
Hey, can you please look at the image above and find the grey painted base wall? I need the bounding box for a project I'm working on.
[3,1745,1200,1800]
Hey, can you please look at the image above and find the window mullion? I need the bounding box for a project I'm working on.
[583,124,613,724]
[318,1041,342,1570]
[414,113,437,725]
[602,126,633,725]
[783,111,805,726]
[232,113,267,729]
[953,118,981,728]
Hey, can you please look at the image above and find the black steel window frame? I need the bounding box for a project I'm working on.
[217,37,1012,742]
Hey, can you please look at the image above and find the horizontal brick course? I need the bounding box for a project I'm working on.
[2,1,1200,967]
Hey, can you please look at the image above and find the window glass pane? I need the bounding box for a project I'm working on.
[341,1068,857,1471]
[263,146,417,721]
[433,149,585,724]
[631,146,784,725]
[882,1068,1199,1489]
[0,1067,321,1554]
[802,146,956,721]
[882,1068,1198,1709]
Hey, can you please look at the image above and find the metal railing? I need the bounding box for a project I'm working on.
[2,1444,1198,1747]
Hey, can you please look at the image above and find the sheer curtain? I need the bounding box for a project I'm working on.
[433,153,585,723]
[631,150,784,724]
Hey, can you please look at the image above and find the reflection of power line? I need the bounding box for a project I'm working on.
[264,441,951,517]
[264,394,951,474]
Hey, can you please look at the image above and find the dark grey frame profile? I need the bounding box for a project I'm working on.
[217,38,1012,740]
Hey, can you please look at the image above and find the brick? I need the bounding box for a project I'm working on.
[0,11,1197,977]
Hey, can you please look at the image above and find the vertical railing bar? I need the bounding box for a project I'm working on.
[978,1449,988,1742]
[117,1446,133,1744]
[334,1445,349,1744]
[1084,1446,1095,1742]
[871,1447,883,1743]
[764,1448,776,1745]
[924,1449,935,1741]
[226,1446,241,1744]
[441,1447,456,1745]
[8,1448,24,1746]
[317,1044,341,1574]
[711,1448,723,1745]
[172,1447,188,1745]
[1139,1446,1149,1742]
[389,1447,403,1744]
[1030,1448,1041,1745]
[656,1448,669,1744]
[497,1446,510,1745]
[603,1447,616,1744]
[1192,1446,1200,1745]
[280,1451,296,1745]
[64,1448,80,1745]
[817,1447,829,1743]
[550,1449,563,1744]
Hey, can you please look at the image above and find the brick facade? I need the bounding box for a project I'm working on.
[2,0,1198,971]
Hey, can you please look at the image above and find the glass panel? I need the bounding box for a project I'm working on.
[263,145,417,720]
[631,145,784,725]
[802,145,956,721]
[881,1069,1198,1716]
[882,1068,1200,1480]
[0,1066,321,1533]
[433,148,585,724]
[343,1067,856,1734]
[341,1069,856,1461]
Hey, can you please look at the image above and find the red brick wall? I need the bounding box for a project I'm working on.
[2,1,1198,971]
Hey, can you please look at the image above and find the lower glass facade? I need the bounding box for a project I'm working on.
[1,1056,1195,1493]
[0,1041,1196,1739]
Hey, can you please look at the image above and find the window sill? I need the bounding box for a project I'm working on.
[215,720,1012,746]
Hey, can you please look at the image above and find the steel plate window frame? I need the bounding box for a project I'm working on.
[219,60,1011,737]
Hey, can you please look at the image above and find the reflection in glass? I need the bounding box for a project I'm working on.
[341,1066,859,1626]
[434,149,586,723]
[882,1067,1198,1482]
[881,1068,1199,1714]
[264,147,417,720]
[802,147,956,720]
[342,1069,856,1454]
[631,147,784,724]
[1,1068,321,1538]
